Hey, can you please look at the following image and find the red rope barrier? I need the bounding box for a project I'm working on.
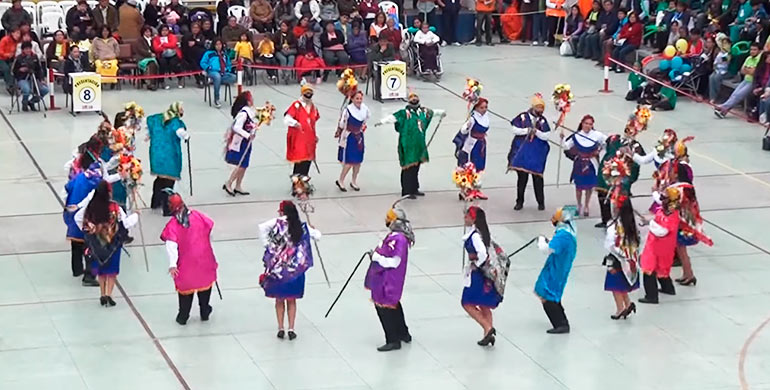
[52,70,204,80]
[242,62,368,71]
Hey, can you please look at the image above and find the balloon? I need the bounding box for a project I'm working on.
[675,38,689,54]
[681,63,692,73]
[663,45,677,59]
[659,59,671,71]
[671,56,684,71]
[669,70,678,80]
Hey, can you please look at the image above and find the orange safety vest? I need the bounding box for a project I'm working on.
[545,0,567,18]
[476,0,495,13]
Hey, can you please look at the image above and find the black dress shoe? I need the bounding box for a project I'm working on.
[106,296,117,307]
[406,194,417,200]
[377,342,401,352]
[538,204,546,211]
[594,222,607,228]
[201,305,213,321]
[233,189,250,196]
[402,334,412,343]
[176,314,188,325]
[124,235,135,244]
[277,330,285,339]
[677,277,697,286]
[288,330,297,340]
[546,326,570,334]
[513,203,523,211]
[82,276,99,287]
[222,184,235,197]
[638,297,659,304]
[414,191,425,196]
[335,180,347,192]
[100,296,108,306]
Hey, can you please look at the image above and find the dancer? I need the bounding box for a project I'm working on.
[63,163,105,287]
[375,91,446,198]
[508,93,551,211]
[454,97,490,171]
[75,180,138,306]
[603,197,640,320]
[535,207,578,334]
[259,200,321,340]
[364,203,414,352]
[160,192,218,325]
[147,102,188,215]
[335,90,370,192]
[638,187,681,304]
[560,115,606,218]
[461,206,501,346]
[224,92,258,196]
[284,84,320,177]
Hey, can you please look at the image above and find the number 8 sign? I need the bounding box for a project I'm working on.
[379,61,407,99]
[71,72,102,113]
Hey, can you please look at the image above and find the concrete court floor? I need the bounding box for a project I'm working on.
[1,44,770,390]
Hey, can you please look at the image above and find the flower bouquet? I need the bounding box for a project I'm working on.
[462,78,483,110]
[452,162,486,201]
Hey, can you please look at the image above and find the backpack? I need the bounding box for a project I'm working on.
[479,240,511,297]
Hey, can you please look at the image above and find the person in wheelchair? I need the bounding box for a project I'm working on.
[412,21,441,77]
[13,42,48,112]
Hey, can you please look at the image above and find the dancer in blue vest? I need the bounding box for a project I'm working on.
[335,90,371,192]
[147,102,188,215]
[508,93,551,211]
[455,98,490,171]
[560,115,607,218]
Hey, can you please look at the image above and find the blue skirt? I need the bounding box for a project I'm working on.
[572,157,598,190]
[225,140,252,168]
[63,209,84,240]
[677,231,698,246]
[91,249,121,276]
[461,269,502,308]
[457,138,487,171]
[603,269,639,293]
[337,132,364,164]
[264,273,305,299]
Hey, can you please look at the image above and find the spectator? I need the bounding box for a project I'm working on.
[274,20,297,83]
[13,42,48,112]
[475,0,495,46]
[321,21,350,81]
[165,0,190,33]
[413,21,441,75]
[217,0,244,34]
[320,0,341,24]
[545,0,567,47]
[200,38,236,107]
[657,1,690,52]
[256,33,278,80]
[234,32,254,83]
[666,20,682,47]
[66,0,94,38]
[46,30,70,71]
[347,21,368,67]
[1,0,33,32]
[201,18,216,46]
[338,0,359,18]
[688,28,704,55]
[625,61,647,100]
[0,28,20,92]
[335,14,353,43]
[380,17,402,52]
[15,33,43,61]
[118,0,145,41]
[163,6,183,33]
[92,26,120,88]
[359,0,379,31]
[18,22,39,45]
[611,11,642,72]
[715,42,761,118]
[738,0,768,43]
[182,21,207,87]
[143,0,161,28]
[275,0,296,27]
[596,2,622,65]
[519,0,538,43]
[133,26,159,90]
[493,0,510,44]
[93,0,119,31]
[532,0,548,46]
[563,4,585,55]
[63,45,91,94]
[295,0,322,24]
[575,0,601,58]
[716,0,740,33]
[439,0,461,46]
[295,27,325,83]
[730,0,753,42]
[749,52,770,121]
[153,24,184,89]
[294,16,311,38]
[250,0,275,33]
[222,16,249,43]
[369,11,387,40]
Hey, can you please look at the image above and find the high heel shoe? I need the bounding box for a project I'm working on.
[222,184,235,197]
[677,277,697,286]
[100,296,108,306]
[477,327,496,346]
[335,180,347,192]
[622,303,636,319]
[610,312,623,320]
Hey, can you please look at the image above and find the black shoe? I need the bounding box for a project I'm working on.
[638,296,659,304]
[201,305,213,321]
[402,334,412,343]
[538,204,545,211]
[222,184,235,197]
[288,330,297,340]
[406,194,417,200]
[658,277,676,295]
[475,41,482,47]
[100,296,108,306]
[377,341,401,352]
[414,191,425,197]
[176,314,188,325]
[477,327,497,345]
[677,277,697,286]
[106,296,117,307]
[594,221,607,228]
[82,276,99,287]
[277,330,285,339]
[514,203,523,211]
[335,180,348,192]
[29,104,38,112]
[622,303,636,319]
[124,235,135,244]
[639,273,659,304]
[546,325,570,334]
[233,189,250,196]
[22,103,29,112]
[610,312,623,320]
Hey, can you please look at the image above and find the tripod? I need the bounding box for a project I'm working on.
[10,72,48,118]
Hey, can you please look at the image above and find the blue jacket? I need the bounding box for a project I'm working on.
[200,50,232,74]
[534,226,578,302]
[147,113,185,180]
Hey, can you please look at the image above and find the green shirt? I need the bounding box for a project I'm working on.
[392,106,434,168]
[743,54,761,82]
[660,87,677,108]
[628,72,645,90]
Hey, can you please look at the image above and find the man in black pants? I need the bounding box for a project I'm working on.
[439,0,461,46]
[508,93,550,210]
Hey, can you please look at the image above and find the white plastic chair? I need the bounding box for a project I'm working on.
[40,11,64,34]
[0,2,13,23]
[87,1,98,9]
[379,1,402,28]
[59,0,78,15]
[227,5,247,19]
[21,2,38,32]
[158,0,170,7]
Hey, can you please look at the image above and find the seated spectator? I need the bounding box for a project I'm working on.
[688,28,704,55]
[133,26,159,90]
[201,19,216,47]
[320,21,349,81]
[406,17,435,34]
[585,0,617,62]
[66,0,94,38]
[256,33,278,80]
[182,21,207,87]
[715,42,761,118]
[666,20,682,47]
[143,0,161,28]
[368,35,395,99]
[1,0,33,32]
[294,16,311,38]
[250,0,275,33]
[72,27,94,60]
[563,5,584,55]
[295,28,325,83]
[338,0,359,19]
[163,7,183,34]
[320,0,340,24]
[575,0,601,59]
[200,38,236,107]
[216,0,243,34]
[369,11,387,41]
[295,0,321,25]
[18,22,39,44]
[92,26,120,87]
[15,32,43,62]
[347,21,368,66]
[63,45,92,94]
[335,14,353,43]
[153,24,184,89]
[13,42,48,111]
[380,17,402,54]
[599,7,625,66]
[413,22,440,75]
[749,51,770,121]
[234,32,254,83]
[93,0,119,31]
[274,0,297,27]
[624,61,647,101]
[611,11,642,72]
[0,28,20,92]
[730,0,754,43]
[165,0,190,33]
[46,30,70,71]
[222,16,249,43]
[274,20,298,83]
[118,0,144,41]
[737,0,767,43]
[656,1,689,53]
[359,0,379,31]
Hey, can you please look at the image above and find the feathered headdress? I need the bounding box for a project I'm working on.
[336,68,358,98]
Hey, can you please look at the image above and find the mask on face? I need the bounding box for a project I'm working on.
[303,93,313,99]
[408,99,419,106]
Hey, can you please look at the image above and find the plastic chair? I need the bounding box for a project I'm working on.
[0,2,13,22]
[40,12,64,34]
[227,5,248,19]
[87,1,98,8]
[157,0,170,7]
[379,1,401,27]
[59,1,77,15]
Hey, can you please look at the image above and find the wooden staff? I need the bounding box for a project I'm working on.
[186,139,193,197]
[130,188,149,272]
[300,204,330,288]
[325,251,369,318]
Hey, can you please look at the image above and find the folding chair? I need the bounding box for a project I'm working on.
[203,76,233,107]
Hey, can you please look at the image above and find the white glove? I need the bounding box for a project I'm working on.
[652,191,661,205]
[537,236,550,253]
[176,128,190,141]
[434,109,446,118]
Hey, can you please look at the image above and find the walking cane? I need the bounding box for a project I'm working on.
[425,115,445,149]
[507,237,538,259]
[227,136,255,180]
[325,251,370,318]
[215,281,223,300]
[301,208,330,287]
[130,189,150,272]
[186,139,193,197]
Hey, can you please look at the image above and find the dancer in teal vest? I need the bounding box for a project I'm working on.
[147,102,188,216]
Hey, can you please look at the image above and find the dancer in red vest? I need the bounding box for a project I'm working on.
[284,83,320,177]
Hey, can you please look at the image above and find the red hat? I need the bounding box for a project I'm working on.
[168,193,185,213]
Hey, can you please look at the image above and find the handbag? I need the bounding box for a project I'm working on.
[762,127,770,151]
[559,40,573,56]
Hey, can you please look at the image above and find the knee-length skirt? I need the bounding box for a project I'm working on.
[225,139,252,168]
[264,273,305,299]
[461,269,502,308]
[91,249,121,276]
[603,269,639,293]
[337,132,364,164]
[457,138,487,171]
[571,157,598,190]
